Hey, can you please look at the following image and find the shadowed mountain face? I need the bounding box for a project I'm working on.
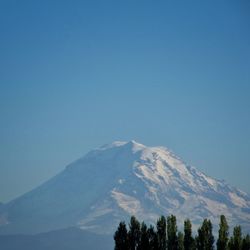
[0,141,250,235]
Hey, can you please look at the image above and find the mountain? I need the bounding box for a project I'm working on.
[0,140,249,236]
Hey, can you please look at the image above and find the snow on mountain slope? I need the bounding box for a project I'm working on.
[0,141,249,235]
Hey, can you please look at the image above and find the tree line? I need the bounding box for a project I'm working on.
[114,215,250,250]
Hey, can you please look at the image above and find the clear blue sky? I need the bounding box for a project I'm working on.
[0,0,250,202]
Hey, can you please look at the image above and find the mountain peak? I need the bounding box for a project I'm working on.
[124,140,145,151]
[127,139,140,145]
[98,140,145,153]
[101,140,143,148]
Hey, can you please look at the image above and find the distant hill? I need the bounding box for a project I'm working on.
[0,227,113,250]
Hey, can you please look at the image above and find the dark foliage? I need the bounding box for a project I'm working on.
[157,216,167,250]
[196,219,214,250]
[114,215,250,250]
[167,215,178,250]
[128,216,141,250]
[177,232,184,250]
[216,215,229,250]
[184,219,195,250]
[138,222,150,250]
[114,221,129,250]
[228,226,242,250]
[242,234,250,250]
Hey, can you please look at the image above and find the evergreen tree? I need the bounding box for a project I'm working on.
[157,215,167,250]
[113,215,249,250]
[242,234,250,250]
[195,235,201,250]
[228,237,234,250]
[128,216,141,250]
[167,214,178,250]
[196,219,214,250]
[114,221,129,250]
[228,226,242,250]
[184,219,195,250]
[206,220,215,250]
[217,215,229,250]
[177,232,184,250]
[148,225,158,250]
[138,222,150,250]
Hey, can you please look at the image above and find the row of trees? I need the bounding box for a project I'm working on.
[114,215,250,250]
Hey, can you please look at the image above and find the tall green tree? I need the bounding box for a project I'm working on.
[177,232,184,250]
[138,222,150,250]
[113,214,250,250]
[114,221,129,250]
[128,216,141,250]
[148,225,158,250]
[228,226,242,250]
[217,215,229,250]
[228,237,234,250]
[184,219,195,250]
[196,219,214,250]
[242,234,250,250]
[157,215,167,250]
[167,214,178,250]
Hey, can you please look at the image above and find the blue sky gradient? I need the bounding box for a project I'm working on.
[0,0,250,202]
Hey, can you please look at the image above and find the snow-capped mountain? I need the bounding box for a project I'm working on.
[0,140,249,235]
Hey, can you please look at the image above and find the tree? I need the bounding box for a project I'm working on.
[217,215,229,250]
[227,236,234,250]
[242,234,250,250]
[184,219,195,250]
[138,222,150,250]
[157,215,167,250]
[114,215,250,250]
[196,219,214,250]
[228,226,242,250]
[114,221,129,250]
[167,214,178,250]
[128,216,141,250]
[228,237,234,250]
[148,225,158,250]
[177,232,184,250]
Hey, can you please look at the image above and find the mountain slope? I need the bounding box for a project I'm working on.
[0,140,249,235]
